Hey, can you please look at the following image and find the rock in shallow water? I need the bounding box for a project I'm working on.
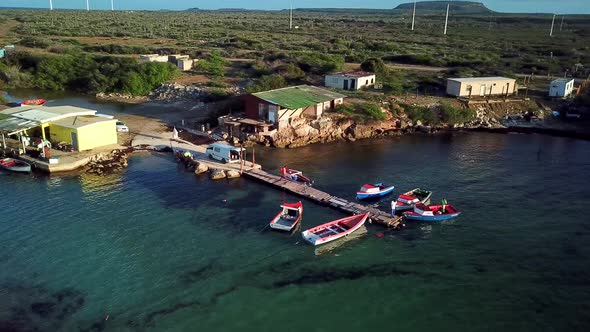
[209,169,226,180]
[226,170,241,179]
[194,162,209,174]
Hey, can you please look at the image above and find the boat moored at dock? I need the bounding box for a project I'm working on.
[302,212,369,246]
[280,167,314,186]
[356,183,395,199]
[403,203,461,222]
[0,158,32,173]
[395,188,432,211]
[269,201,303,232]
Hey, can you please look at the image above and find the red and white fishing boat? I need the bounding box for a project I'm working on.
[395,188,432,211]
[280,167,314,186]
[269,201,303,232]
[302,212,369,246]
[403,203,461,222]
[20,99,46,106]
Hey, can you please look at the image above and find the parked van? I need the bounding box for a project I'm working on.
[206,143,243,164]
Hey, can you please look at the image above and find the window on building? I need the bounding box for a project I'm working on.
[371,78,374,84]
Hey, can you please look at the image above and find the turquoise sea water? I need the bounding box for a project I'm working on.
[2,132,590,332]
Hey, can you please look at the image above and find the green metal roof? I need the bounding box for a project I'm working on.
[252,85,346,109]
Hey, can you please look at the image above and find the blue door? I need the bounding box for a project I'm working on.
[71,132,78,151]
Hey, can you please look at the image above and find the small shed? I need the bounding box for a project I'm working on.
[446,77,516,97]
[325,72,376,91]
[549,78,575,98]
[243,85,346,130]
[177,59,194,71]
[49,116,117,151]
[169,54,190,63]
[139,54,169,63]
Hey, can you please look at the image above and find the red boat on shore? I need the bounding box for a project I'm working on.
[280,167,314,186]
[20,99,46,106]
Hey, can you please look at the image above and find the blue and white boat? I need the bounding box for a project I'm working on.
[403,203,461,222]
[356,183,395,200]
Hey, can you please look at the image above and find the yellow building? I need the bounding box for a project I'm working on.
[0,105,117,152]
[48,116,117,151]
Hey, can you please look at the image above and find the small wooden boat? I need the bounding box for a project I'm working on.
[20,99,46,106]
[280,167,314,186]
[356,183,395,199]
[395,188,432,211]
[269,201,303,232]
[0,158,32,173]
[302,212,369,246]
[403,203,461,222]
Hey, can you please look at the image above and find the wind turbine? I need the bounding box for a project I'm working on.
[86,0,89,11]
[549,14,556,36]
[411,1,416,31]
[560,14,565,31]
[49,0,53,10]
[443,3,449,35]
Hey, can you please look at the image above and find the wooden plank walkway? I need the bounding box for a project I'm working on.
[243,169,404,229]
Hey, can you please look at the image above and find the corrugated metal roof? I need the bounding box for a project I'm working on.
[0,106,98,135]
[51,116,115,129]
[253,85,346,109]
[0,114,40,135]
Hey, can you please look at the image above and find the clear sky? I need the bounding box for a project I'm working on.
[1,0,589,14]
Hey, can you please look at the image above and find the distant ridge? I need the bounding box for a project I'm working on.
[394,1,494,15]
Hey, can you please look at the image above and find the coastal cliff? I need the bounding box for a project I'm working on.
[246,99,540,148]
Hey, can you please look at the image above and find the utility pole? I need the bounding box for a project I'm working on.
[411,1,416,31]
[289,0,293,30]
[549,14,556,36]
[444,3,450,35]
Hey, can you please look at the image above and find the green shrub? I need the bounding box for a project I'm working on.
[334,102,387,121]
[198,51,226,77]
[296,53,344,75]
[247,74,287,93]
[361,58,387,74]
[404,105,439,125]
[439,103,475,125]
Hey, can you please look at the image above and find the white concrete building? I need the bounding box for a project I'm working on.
[325,72,376,91]
[446,77,517,97]
[139,54,169,63]
[177,59,194,71]
[549,78,575,98]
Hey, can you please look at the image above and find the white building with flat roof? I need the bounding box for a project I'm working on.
[549,78,575,98]
[446,77,517,97]
[325,72,376,91]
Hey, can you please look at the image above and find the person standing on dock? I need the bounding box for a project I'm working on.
[391,200,397,217]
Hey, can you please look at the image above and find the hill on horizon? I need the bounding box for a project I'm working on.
[394,1,493,14]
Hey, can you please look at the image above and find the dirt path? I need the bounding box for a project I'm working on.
[345,62,449,73]
[0,19,21,44]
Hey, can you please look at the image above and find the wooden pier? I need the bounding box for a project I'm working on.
[243,169,404,229]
